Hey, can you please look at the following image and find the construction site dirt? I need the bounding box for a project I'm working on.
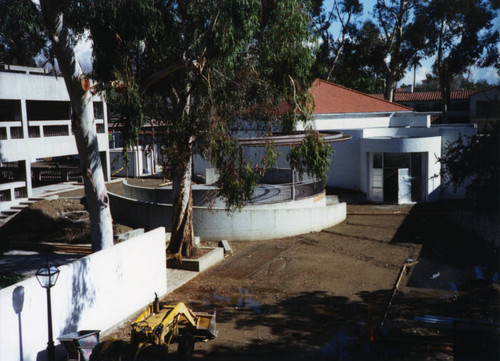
[1,179,498,360]
[103,183,499,361]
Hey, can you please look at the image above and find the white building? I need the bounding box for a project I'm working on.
[297,79,477,203]
[200,79,477,204]
[0,65,110,211]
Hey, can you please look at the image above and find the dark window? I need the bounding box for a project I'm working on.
[94,101,104,119]
[476,100,500,118]
[10,127,23,139]
[450,100,469,112]
[373,153,383,168]
[29,126,41,138]
[410,153,422,177]
[43,125,69,137]
[27,100,71,121]
[384,153,409,169]
[0,99,22,121]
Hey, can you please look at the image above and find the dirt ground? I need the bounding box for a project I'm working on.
[1,178,499,360]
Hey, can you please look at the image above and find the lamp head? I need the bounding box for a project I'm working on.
[35,262,59,289]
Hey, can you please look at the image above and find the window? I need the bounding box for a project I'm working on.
[94,101,104,119]
[384,153,409,169]
[373,153,383,168]
[0,100,22,121]
[27,100,71,121]
[476,100,500,118]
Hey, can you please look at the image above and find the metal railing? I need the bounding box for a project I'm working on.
[246,179,324,205]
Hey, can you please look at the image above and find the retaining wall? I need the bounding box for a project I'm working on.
[0,227,167,361]
[109,185,346,241]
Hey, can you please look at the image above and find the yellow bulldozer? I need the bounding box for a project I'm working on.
[90,295,217,360]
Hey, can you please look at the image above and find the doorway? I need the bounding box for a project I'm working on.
[371,152,424,203]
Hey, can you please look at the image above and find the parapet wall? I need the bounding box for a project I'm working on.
[0,227,166,361]
[110,183,346,241]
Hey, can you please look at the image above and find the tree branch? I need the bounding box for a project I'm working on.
[139,63,186,94]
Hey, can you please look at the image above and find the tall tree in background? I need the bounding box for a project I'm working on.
[2,0,114,252]
[88,0,319,257]
[311,0,363,82]
[414,0,499,122]
[333,20,387,93]
[374,0,422,101]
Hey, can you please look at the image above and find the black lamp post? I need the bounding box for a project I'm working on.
[36,262,60,361]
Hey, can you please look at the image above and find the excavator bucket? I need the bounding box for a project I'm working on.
[208,309,217,338]
[193,308,217,338]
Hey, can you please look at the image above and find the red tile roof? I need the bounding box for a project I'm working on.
[372,89,479,102]
[310,79,413,114]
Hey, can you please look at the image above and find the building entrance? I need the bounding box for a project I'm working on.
[371,152,424,203]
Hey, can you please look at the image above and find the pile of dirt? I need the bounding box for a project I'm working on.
[0,198,132,248]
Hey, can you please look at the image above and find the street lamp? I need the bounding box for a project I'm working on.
[36,262,60,361]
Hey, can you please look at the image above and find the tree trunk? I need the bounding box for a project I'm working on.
[40,0,114,252]
[167,79,196,257]
[167,146,196,257]
[384,70,396,102]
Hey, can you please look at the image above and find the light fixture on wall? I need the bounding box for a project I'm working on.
[36,261,60,361]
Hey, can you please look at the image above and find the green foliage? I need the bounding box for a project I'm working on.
[89,0,318,211]
[439,124,500,211]
[414,0,499,113]
[0,272,23,289]
[0,0,46,66]
[288,130,333,184]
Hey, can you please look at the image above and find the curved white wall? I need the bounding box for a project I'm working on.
[109,184,346,241]
[360,136,442,201]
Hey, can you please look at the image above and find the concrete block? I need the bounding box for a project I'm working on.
[167,247,224,272]
[114,228,145,241]
[219,240,233,256]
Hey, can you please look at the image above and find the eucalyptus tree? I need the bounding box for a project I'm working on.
[88,0,320,257]
[0,0,45,66]
[374,0,424,101]
[414,0,499,122]
[311,0,364,81]
[333,20,387,93]
[1,0,114,252]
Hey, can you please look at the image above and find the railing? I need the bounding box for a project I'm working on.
[14,187,27,199]
[0,189,10,202]
[247,179,324,205]
[0,119,106,139]
[32,167,82,184]
[0,168,17,182]
[43,124,70,137]
[10,127,23,139]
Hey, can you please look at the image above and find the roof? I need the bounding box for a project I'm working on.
[372,89,479,102]
[310,79,413,114]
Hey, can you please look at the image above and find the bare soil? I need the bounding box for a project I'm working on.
[1,179,498,360]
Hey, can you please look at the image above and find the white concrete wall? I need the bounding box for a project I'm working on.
[0,228,166,361]
[1,134,109,162]
[360,136,442,201]
[109,190,346,242]
[193,196,346,241]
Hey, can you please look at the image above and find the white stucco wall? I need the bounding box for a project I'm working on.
[110,185,346,241]
[0,228,166,361]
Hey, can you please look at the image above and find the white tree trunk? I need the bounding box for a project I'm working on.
[40,0,114,252]
[168,149,195,256]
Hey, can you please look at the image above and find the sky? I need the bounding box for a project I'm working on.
[73,0,500,86]
[323,0,500,86]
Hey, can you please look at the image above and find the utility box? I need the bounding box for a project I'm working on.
[58,330,100,361]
